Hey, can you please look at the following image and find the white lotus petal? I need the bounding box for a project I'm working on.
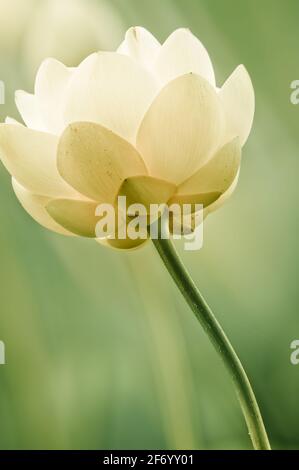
[0,124,79,197]
[117,26,161,72]
[219,65,255,146]
[63,52,158,142]
[154,28,215,87]
[12,178,73,236]
[136,73,224,184]
[15,90,44,131]
[34,58,74,135]
[57,122,147,203]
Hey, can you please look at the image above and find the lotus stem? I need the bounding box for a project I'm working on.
[151,222,271,450]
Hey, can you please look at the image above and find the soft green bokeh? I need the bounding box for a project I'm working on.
[0,0,298,450]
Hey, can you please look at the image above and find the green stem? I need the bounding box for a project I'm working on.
[151,229,271,450]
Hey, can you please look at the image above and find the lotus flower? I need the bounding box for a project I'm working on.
[0,27,254,249]
[0,27,271,451]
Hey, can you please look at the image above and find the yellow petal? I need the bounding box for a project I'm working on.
[136,73,224,184]
[12,178,73,236]
[63,52,158,142]
[171,138,241,208]
[169,192,221,212]
[206,170,240,216]
[219,65,255,146]
[57,122,147,203]
[117,26,161,72]
[0,124,79,197]
[154,29,215,87]
[96,202,149,250]
[96,237,148,251]
[118,175,176,214]
[47,197,144,242]
[46,198,99,238]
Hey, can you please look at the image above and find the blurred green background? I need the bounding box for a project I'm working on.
[0,0,298,450]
